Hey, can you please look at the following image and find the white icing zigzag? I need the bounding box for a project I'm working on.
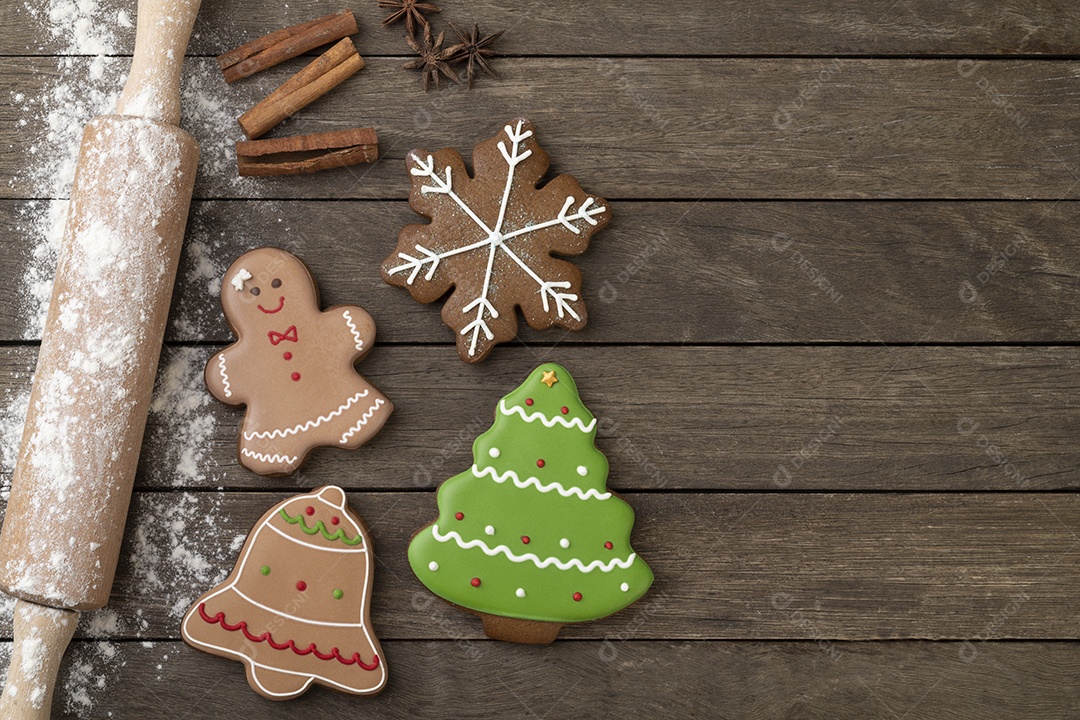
[217,354,232,398]
[343,310,365,351]
[244,390,370,441]
[472,464,611,501]
[339,398,387,444]
[432,525,635,573]
[498,399,597,432]
[241,447,298,466]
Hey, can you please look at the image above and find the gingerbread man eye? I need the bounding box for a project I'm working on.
[250,286,261,296]
[271,278,282,288]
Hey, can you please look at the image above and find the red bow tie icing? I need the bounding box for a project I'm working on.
[268,326,298,345]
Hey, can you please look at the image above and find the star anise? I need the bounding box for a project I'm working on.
[378,0,441,37]
[446,22,504,88]
[403,24,459,92]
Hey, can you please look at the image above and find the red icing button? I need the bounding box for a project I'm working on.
[525,398,534,406]
[536,459,545,468]
[331,516,340,525]
[283,351,292,360]
[573,592,583,602]
[291,372,301,381]
[561,406,569,414]
[305,506,315,516]
[471,577,481,587]
[521,536,530,544]
[455,512,464,521]
[604,541,614,550]
[296,581,307,591]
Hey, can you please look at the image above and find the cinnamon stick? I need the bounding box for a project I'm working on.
[237,128,379,177]
[218,10,358,83]
[238,38,364,139]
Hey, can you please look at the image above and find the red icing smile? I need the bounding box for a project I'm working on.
[258,296,285,314]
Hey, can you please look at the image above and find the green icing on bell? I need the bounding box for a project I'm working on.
[407,363,654,625]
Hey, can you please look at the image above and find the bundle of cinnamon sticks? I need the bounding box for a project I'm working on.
[220,10,378,177]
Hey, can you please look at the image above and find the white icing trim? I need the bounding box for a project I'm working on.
[342,310,365,351]
[265,520,368,554]
[338,398,387,444]
[240,447,298,466]
[431,524,635,573]
[385,121,607,357]
[180,492,387,697]
[217,354,232,398]
[232,585,366,628]
[472,464,611,501]
[231,268,252,291]
[498,399,597,432]
[243,390,370,441]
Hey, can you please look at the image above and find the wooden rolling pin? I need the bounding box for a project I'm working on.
[0,0,202,716]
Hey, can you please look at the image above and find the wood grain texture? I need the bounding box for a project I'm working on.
[3,0,1080,57]
[2,58,1079,200]
[22,640,1080,719]
[2,200,1077,344]
[0,491,1076,641]
[0,345,1076,492]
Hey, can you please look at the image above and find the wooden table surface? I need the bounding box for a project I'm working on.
[1,1,1079,717]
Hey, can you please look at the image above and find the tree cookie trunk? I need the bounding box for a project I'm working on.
[479,613,563,644]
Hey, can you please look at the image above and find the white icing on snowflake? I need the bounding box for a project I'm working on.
[387,120,608,357]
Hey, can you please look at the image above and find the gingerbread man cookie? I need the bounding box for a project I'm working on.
[206,248,392,476]
[182,486,387,700]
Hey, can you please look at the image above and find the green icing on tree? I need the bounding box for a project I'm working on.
[408,363,653,624]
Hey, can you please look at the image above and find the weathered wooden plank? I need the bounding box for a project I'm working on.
[2,58,1077,200]
[2,200,1076,344]
[4,0,1080,57]
[21,640,1080,719]
[1,491,1077,641]
[1,345,1076,492]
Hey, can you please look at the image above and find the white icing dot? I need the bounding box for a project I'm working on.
[516,588,526,598]
[620,582,629,592]
[560,538,570,549]
[577,465,588,476]
[489,447,501,458]
[485,525,495,536]
[429,562,439,572]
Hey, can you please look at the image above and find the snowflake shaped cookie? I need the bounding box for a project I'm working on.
[381,118,611,362]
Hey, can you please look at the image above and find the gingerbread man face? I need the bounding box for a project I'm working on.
[206,247,393,476]
[222,249,319,338]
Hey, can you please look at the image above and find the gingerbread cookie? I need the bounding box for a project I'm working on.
[408,363,653,644]
[381,118,611,363]
[206,248,392,476]
[182,486,387,700]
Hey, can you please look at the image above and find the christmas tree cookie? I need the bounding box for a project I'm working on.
[408,363,653,643]
[182,486,387,700]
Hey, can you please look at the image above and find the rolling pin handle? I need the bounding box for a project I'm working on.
[0,600,80,720]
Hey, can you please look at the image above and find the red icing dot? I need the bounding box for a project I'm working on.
[305,506,315,516]
[521,536,531,544]
[291,372,301,381]
[561,406,569,414]
[536,459,545,468]
[471,577,481,587]
[455,512,464,521]
[525,398,534,406]
[296,581,307,591]
[604,541,614,550]
[283,352,292,360]
[331,516,340,525]
[573,592,583,602]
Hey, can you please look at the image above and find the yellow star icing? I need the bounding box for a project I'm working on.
[541,370,558,388]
